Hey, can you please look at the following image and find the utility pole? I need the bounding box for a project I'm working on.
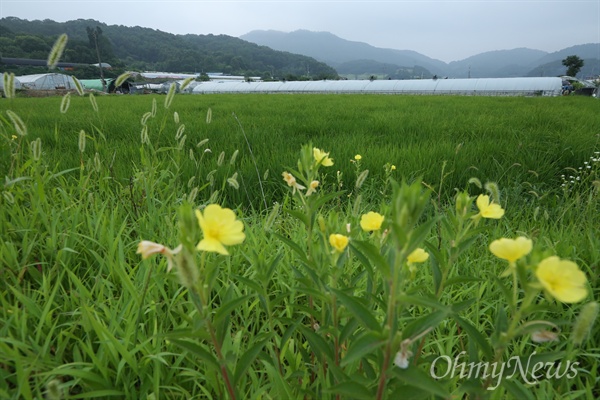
[92,28,107,92]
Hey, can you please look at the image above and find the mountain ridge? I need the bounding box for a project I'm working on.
[241,29,600,79]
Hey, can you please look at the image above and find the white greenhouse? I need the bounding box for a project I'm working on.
[192,77,563,97]
[15,73,77,91]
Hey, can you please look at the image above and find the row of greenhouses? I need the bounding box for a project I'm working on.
[190,77,564,96]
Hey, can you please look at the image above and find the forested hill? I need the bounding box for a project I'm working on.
[0,17,339,80]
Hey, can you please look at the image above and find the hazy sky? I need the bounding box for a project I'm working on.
[1,0,599,62]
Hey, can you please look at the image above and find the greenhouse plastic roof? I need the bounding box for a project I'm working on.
[192,77,563,96]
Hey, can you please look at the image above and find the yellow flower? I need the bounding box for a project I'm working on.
[11,135,17,140]
[282,171,305,194]
[489,237,532,263]
[329,233,349,252]
[354,154,362,160]
[407,248,429,264]
[313,147,334,166]
[195,204,245,255]
[360,211,384,231]
[306,180,319,196]
[475,195,504,219]
[391,165,396,170]
[535,256,588,303]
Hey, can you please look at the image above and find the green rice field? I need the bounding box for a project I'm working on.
[1,92,598,399]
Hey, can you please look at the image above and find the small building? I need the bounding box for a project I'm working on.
[15,73,77,91]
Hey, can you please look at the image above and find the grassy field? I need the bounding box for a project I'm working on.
[1,92,599,399]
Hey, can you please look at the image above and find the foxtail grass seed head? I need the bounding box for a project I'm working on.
[3,72,15,99]
[6,110,27,136]
[164,83,176,109]
[531,330,559,343]
[208,190,219,203]
[78,130,86,153]
[60,93,71,114]
[187,187,199,203]
[89,93,98,113]
[484,181,501,204]
[180,76,195,91]
[3,191,15,204]
[45,378,62,400]
[206,107,212,124]
[47,33,68,69]
[468,177,482,189]
[93,152,101,172]
[189,149,195,162]
[178,135,186,150]
[217,151,225,166]
[175,124,185,140]
[571,301,598,346]
[197,138,209,147]
[173,111,180,124]
[355,169,369,189]
[151,98,157,117]
[141,111,152,126]
[187,176,196,188]
[229,149,239,165]
[141,125,149,144]
[30,138,42,161]
[263,169,269,180]
[114,72,132,88]
[72,76,85,96]
[227,173,240,189]
[264,202,280,231]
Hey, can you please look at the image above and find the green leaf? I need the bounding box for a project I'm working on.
[234,338,269,385]
[390,365,451,398]
[283,208,309,228]
[324,380,374,399]
[273,232,308,263]
[332,288,381,332]
[298,325,334,362]
[402,309,448,340]
[213,294,252,326]
[396,294,449,312]
[501,378,535,400]
[454,316,493,360]
[349,240,390,280]
[340,331,386,367]
[169,338,219,370]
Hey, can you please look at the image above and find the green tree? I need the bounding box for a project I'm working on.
[562,55,584,77]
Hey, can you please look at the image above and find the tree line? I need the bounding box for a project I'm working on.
[0,17,339,81]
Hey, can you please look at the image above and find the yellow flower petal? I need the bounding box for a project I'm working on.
[476,195,505,219]
[329,233,349,252]
[360,211,384,231]
[195,204,245,255]
[407,248,429,264]
[535,256,588,303]
[313,147,334,166]
[489,237,532,263]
